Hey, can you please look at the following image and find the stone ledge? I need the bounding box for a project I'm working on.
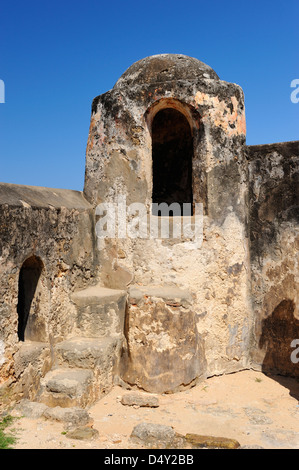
[0,182,91,210]
[128,285,192,307]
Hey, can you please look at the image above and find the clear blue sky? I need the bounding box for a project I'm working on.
[0,0,298,191]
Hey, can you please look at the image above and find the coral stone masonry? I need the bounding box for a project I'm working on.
[0,54,298,410]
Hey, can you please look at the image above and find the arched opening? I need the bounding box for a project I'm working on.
[17,256,43,341]
[152,108,193,215]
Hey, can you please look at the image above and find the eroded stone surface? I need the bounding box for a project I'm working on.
[13,399,48,419]
[121,391,159,408]
[43,406,93,430]
[247,141,299,378]
[0,184,97,394]
[185,433,240,449]
[130,422,241,449]
[65,425,99,440]
[130,422,179,448]
[83,54,253,391]
[38,368,94,408]
[120,286,206,393]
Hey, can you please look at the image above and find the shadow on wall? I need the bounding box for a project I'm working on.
[259,299,299,400]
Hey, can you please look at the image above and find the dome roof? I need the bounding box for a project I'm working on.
[114,54,219,89]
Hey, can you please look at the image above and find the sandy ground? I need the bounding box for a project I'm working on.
[5,369,299,450]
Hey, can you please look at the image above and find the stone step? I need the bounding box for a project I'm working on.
[128,285,193,307]
[71,285,127,338]
[13,399,93,430]
[37,367,94,408]
[54,336,120,370]
[12,341,53,402]
[54,336,122,393]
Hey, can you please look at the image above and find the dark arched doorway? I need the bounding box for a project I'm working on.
[152,108,193,215]
[17,255,43,341]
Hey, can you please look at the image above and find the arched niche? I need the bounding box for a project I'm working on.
[145,98,206,216]
[152,107,193,215]
[17,255,44,342]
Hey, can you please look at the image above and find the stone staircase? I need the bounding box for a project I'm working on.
[17,285,127,411]
[14,283,205,417]
[37,335,122,408]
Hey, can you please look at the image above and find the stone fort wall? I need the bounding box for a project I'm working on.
[247,140,299,377]
[0,55,298,404]
[0,184,98,389]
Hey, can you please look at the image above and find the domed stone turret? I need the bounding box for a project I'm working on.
[113,53,220,89]
[84,54,250,393]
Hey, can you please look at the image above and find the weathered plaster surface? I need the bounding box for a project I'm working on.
[84,54,251,388]
[247,141,299,377]
[0,183,97,387]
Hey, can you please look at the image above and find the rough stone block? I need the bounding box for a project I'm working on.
[65,425,99,440]
[185,433,240,449]
[71,286,127,338]
[55,336,120,369]
[43,406,93,430]
[13,399,48,419]
[38,367,94,408]
[121,391,159,407]
[130,422,178,448]
[54,336,121,395]
[13,342,52,379]
[120,286,206,393]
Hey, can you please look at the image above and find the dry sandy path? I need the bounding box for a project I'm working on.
[6,369,299,450]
